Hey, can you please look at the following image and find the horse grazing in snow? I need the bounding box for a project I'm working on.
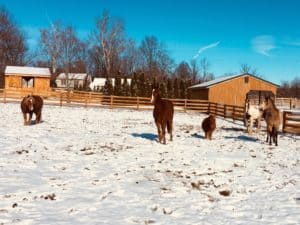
[151,88,174,144]
[202,114,216,140]
[244,100,263,134]
[21,95,44,125]
[260,96,281,146]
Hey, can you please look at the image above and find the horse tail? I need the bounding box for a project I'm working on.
[167,121,171,134]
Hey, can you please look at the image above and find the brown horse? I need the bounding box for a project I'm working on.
[202,114,216,140]
[21,95,44,125]
[260,96,280,146]
[151,89,174,144]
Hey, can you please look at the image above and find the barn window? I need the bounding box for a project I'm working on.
[244,76,249,83]
[22,77,34,88]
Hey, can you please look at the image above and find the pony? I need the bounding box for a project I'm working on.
[244,100,263,134]
[21,95,44,125]
[260,96,281,146]
[202,114,216,140]
[151,88,174,144]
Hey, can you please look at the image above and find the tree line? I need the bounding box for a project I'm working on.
[0,6,299,98]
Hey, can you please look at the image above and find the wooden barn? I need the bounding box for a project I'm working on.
[188,73,279,106]
[4,66,51,93]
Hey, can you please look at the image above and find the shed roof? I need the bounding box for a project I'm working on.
[5,66,51,77]
[57,73,89,80]
[188,73,279,89]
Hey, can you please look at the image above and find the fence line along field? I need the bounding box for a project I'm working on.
[0,102,299,225]
[1,89,299,134]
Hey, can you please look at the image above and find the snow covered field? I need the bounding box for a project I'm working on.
[0,102,299,225]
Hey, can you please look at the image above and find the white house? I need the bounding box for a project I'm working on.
[89,77,132,91]
[56,73,91,89]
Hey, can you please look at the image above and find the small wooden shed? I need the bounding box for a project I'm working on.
[5,66,51,93]
[188,73,279,106]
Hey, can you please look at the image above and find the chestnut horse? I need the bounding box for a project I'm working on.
[151,89,174,144]
[202,114,216,140]
[260,96,280,146]
[21,95,44,125]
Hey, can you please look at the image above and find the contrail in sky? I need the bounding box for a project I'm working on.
[193,41,220,59]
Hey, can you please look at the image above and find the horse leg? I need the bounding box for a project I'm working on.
[23,113,27,125]
[256,118,261,133]
[248,118,253,134]
[167,120,173,141]
[155,121,162,143]
[208,131,212,140]
[36,112,41,123]
[268,125,273,145]
[161,122,167,144]
[273,127,278,146]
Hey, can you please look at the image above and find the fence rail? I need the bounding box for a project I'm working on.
[1,89,300,133]
[282,111,300,134]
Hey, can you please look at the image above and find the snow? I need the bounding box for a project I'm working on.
[57,73,90,80]
[0,102,299,225]
[5,66,51,77]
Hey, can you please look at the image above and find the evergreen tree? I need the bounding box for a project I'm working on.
[173,78,180,98]
[114,77,122,96]
[167,78,174,99]
[179,79,186,99]
[185,79,192,99]
[137,72,146,96]
[159,81,167,98]
[122,77,130,96]
[130,73,138,96]
[103,78,113,95]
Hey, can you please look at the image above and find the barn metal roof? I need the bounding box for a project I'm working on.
[188,73,279,89]
[5,66,51,77]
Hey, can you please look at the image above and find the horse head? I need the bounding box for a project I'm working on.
[26,95,35,111]
[260,96,275,110]
[151,88,160,104]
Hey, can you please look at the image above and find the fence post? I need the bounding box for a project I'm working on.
[85,94,88,108]
[110,95,114,109]
[282,111,287,133]
[224,104,227,119]
[60,93,63,107]
[290,98,292,109]
[3,89,6,103]
[232,106,236,121]
[184,99,187,112]
[208,102,211,114]
[137,97,140,110]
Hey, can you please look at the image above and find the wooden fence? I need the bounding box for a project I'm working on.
[282,111,300,134]
[0,89,246,121]
[1,89,300,133]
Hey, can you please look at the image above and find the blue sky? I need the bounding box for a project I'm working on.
[1,0,300,84]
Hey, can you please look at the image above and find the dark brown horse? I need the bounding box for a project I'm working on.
[151,89,174,144]
[260,96,281,146]
[202,114,216,140]
[21,95,44,125]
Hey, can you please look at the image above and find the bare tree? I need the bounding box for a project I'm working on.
[139,35,173,79]
[175,61,191,81]
[0,7,27,87]
[60,26,86,90]
[239,63,260,76]
[199,58,214,82]
[120,39,140,75]
[39,22,62,74]
[92,10,125,77]
[190,59,199,83]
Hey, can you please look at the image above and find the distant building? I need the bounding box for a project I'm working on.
[5,66,51,92]
[188,73,279,106]
[56,73,91,89]
[89,77,132,91]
